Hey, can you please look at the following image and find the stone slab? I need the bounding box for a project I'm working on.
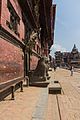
[32,88,48,120]
[48,83,62,94]
[29,81,50,87]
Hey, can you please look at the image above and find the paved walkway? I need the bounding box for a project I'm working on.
[0,86,45,120]
[46,68,80,120]
[0,68,80,120]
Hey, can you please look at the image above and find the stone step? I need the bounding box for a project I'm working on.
[29,81,50,87]
[48,81,62,94]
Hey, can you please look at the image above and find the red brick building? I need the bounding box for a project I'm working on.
[0,0,25,83]
[0,0,56,83]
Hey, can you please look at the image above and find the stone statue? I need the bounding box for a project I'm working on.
[29,56,50,83]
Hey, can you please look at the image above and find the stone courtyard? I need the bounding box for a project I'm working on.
[0,68,80,120]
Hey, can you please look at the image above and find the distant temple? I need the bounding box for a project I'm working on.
[55,44,80,68]
[70,44,80,67]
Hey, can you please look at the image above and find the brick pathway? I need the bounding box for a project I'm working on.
[0,87,44,120]
[45,68,80,120]
[0,68,80,120]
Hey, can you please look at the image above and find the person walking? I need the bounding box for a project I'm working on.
[53,64,57,72]
[70,66,74,76]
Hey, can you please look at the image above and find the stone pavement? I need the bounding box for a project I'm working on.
[45,68,80,120]
[32,88,48,120]
[0,86,47,120]
[0,68,80,120]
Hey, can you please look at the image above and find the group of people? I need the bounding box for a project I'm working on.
[53,63,74,76]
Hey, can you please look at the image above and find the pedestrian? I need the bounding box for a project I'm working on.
[53,64,56,71]
[70,66,74,76]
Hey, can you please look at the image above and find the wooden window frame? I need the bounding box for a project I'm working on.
[7,0,20,37]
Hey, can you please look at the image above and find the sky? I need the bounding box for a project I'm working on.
[50,0,80,57]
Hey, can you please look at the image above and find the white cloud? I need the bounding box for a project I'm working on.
[51,44,66,51]
[49,43,66,57]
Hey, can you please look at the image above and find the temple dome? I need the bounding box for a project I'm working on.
[71,44,78,54]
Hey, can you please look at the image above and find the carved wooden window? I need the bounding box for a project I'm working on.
[7,0,20,37]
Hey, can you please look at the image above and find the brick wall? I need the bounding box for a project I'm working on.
[0,0,42,82]
[30,55,39,70]
[0,0,2,24]
[0,38,24,83]
[1,0,25,41]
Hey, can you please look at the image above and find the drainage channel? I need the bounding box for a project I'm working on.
[32,88,48,120]
[56,95,62,120]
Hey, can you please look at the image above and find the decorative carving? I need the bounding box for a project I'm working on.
[34,5,39,17]
[34,0,40,24]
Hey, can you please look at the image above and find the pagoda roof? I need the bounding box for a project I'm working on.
[71,44,78,53]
